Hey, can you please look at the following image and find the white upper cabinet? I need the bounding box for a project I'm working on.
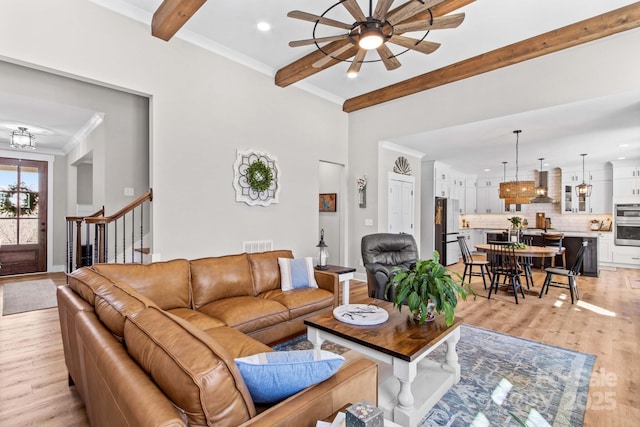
[562,165,613,214]
[613,165,640,198]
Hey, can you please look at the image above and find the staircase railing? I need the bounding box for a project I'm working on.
[65,189,153,272]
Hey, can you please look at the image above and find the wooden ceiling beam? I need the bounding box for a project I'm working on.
[343,2,640,112]
[152,0,208,41]
[275,0,475,88]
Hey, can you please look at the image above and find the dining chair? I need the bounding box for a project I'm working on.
[539,241,588,304]
[519,236,535,289]
[541,232,566,269]
[488,242,525,304]
[457,236,491,289]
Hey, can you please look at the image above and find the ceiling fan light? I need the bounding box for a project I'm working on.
[359,27,383,50]
[347,70,358,78]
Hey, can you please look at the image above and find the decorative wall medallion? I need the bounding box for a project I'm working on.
[233,149,280,206]
[393,156,412,175]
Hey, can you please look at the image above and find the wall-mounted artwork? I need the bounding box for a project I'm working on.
[319,193,337,212]
[233,149,280,206]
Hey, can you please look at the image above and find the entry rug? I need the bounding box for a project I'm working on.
[2,279,57,315]
[274,325,594,427]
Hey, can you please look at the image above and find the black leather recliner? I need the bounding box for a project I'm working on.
[361,233,419,301]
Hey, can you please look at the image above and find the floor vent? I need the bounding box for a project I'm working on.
[243,240,273,253]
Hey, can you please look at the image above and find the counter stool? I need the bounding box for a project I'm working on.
[541,232,566,269]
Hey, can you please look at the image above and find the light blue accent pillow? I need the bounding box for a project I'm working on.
[278,257,318,291]
[235,350,344,403]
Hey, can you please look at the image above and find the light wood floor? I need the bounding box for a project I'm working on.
[1,265,638,426]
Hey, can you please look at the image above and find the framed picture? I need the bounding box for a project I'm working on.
[319,193,337,212]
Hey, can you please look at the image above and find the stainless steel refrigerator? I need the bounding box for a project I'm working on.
[434,197,460,266]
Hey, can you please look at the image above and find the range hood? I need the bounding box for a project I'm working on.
[530,170,554,203]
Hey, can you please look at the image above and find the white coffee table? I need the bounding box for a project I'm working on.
[305,298,462,427]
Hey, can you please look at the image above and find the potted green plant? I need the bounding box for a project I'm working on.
[508,216,522,229]
[386,252,475,326]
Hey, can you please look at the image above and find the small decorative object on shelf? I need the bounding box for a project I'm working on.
[316,229,328,270]
[346,401,383,427]
[357,175,367,208]
[393,156,412,175]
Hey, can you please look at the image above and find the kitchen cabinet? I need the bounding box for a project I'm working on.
[612,246,640,266]
[450,175,465,212]
[476,178,503,214]
[465,179,477,214]
[598,233,613,263]
[613,165,640,197]
[562,167,612,214]
[435,168,449,198]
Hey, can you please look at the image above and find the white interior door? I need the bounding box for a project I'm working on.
[388,174,415,235]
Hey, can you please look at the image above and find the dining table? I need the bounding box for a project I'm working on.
[475,243,566,260]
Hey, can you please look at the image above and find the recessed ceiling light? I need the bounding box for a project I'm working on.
[618,156,627,160]
[484,169,491,172]
[257,22,271,32]
[618,144,629,147]
[543,163,550,167]
[347,71,358,79]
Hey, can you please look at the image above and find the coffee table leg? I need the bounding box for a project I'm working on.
[306,326,324,350]
[392,359,416,425]
[445,326,461,383]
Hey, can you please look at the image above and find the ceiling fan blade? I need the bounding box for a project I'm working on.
[389,35,440,54]
[394,13,465,33]
[289,34,350,47]
[347,48,368,75]
[288,10,353,30]
[376,44,401,70]
[312,43,355,68]
[387,0,447,25]
[373,0,396,20]
[341,0,367,22]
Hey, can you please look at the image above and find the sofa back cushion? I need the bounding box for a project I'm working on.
[248,250,293,295]
[190,254,254,309]
[124,307,255,427]
[67,267,153,340]
[92,259,191,310]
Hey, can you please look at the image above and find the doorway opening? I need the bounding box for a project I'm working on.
[319,161,345,266]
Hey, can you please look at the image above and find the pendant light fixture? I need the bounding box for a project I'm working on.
[10,127,36,150]
[575,153,592,197]
[499,130,535,204]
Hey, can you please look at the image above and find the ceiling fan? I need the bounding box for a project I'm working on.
[287,0,465,77]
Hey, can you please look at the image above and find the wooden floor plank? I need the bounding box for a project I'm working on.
[0,266,638,426]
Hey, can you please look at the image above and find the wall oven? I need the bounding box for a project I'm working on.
[615,204,640,246]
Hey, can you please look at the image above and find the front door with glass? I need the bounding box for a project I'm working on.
[0,158,48,275]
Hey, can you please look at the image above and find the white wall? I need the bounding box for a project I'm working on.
[0,0,348,261]
[348,29,640,272]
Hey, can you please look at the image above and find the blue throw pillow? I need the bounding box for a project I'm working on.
[278,257,318,291]
[235,350,344,403]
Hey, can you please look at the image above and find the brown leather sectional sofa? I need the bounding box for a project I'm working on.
[57,250,378,427]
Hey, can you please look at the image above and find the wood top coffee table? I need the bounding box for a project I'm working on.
[304,298,463,427]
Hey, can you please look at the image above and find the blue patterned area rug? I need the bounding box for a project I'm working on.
[273,325,595,427]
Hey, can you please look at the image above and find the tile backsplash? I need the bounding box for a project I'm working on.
[461,213,612,232]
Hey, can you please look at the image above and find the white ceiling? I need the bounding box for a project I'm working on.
[1,0,638,172]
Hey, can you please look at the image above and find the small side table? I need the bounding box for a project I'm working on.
[316,264,356,305]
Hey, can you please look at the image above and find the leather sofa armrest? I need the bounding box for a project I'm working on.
[238,357,377,427]
[314,270,339,307]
